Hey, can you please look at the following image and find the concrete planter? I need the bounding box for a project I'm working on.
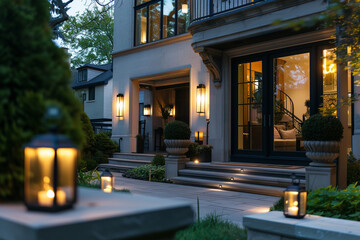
[304,141,340,167]
[164,139,191,156]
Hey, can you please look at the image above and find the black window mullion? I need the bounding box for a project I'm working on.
[146,6,149,43]
[160,0,164,39]
[175,0,178,35]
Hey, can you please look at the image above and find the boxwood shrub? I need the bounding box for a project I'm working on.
[123,164,165,182]
[164,120,191,140]
[301,114,343,141]
[152,154,165,166]
[271,183,360,221]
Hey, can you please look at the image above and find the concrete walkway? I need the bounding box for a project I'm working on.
[113,173,280,226]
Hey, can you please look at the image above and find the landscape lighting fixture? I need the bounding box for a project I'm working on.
[101,169,114,193]
[283,176,307,218]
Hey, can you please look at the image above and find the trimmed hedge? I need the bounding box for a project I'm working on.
[164,120,191,140]
[302,114,343,141]
[123,164,165,182]
[152,154,165,166]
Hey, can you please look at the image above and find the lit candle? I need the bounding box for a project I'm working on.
[38,189,66,206]
[289,206,298,216]
[104,185,112,193]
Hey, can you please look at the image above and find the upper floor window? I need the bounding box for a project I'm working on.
[89,87,95,101]
[135,0,190,46]
[78,69,87,82]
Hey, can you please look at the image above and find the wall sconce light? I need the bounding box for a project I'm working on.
[116,93,124,120]
[284,176,307,219]
[24,107,78,212]
[196,84,205,114]
[195,131,203,145]
[181,3,188,14]
[169,105,175,117]
[144,104,151,116]
[101,169,114,193]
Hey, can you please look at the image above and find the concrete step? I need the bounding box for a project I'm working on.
[178,169,305,188]
[108,158,151,167]
[172,176,284,197]
[112,152,166,161]
[98,163,136,173]
[185,162,305,179]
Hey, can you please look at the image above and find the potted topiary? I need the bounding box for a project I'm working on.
[164,121,191,156]
[197,145,213,162]
[302,114,343,166]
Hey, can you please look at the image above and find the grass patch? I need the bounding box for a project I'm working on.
[175,214,246,240]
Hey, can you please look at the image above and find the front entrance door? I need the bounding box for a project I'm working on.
[231,44,336,165]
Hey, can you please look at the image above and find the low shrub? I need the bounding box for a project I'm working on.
[270,183,360,221]
[152,154,165,166]
[164,120,191,139]
[95,132,117,161]
[123,164,165,182]
[187,142,199,160]
[175,214,247,240]
[348,152,360,185]
[301,114,343,141]
[197,145,213,153]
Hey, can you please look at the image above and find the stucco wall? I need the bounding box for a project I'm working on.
[103,79,113,119]
[112,38,209,153]
[84,85,105,120]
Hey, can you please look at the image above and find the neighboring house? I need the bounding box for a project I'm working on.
[72,63,113,134]
[111,0,358,188]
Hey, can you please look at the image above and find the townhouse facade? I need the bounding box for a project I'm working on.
[112,0,359,188]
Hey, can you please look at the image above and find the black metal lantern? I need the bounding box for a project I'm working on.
[196,84,205,114]
[101,169,114,193]
[283,177,307,218]
[143,104,151,116]
[24,134,78,212]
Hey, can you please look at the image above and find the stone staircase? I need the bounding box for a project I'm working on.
[98,153,161,172]
[171,162,306,197]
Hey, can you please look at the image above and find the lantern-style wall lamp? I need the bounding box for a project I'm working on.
[24,108,78,212]
[169,105,175,117]
[101,169,114,193]
[283,177,307,218]
[196,84,205,114]
[181,3,188,14]
[144,104,151,116]
[195,131,203,145]
[116,93,124,120]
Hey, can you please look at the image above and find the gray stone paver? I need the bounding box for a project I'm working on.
[113,173,280,226]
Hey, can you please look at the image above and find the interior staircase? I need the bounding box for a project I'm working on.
[98,153,159,172]
[172,162,306,197]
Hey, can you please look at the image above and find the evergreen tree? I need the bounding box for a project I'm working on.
[0,0,83,200]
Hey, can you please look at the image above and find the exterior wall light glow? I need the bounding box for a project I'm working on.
[284,177,307,218]
[182,3,188,14]
[116,93,124,119]
[24,107,78,212]
[144,104,151,116]
[196,84,205,114]
[195,131,203,145]
[101,169,114,193]
[194,159,199,164]
[169,105,175,117]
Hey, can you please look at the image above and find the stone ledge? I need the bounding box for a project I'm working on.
[243,211,360,240]
[0,187,194,240]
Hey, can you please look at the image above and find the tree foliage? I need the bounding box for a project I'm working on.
[49,0,73,39]
[62,7,113,68]
[283,0,360,75]
[0,0,83,201]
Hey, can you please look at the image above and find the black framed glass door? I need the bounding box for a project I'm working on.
[231,45,328,165]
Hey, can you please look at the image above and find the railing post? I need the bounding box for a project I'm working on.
[209,0,214,16]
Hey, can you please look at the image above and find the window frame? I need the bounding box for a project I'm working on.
[134,0,189,46]
[78,69,87,82]
[88,87,95,101]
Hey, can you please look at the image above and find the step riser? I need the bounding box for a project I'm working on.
[108,159,150,167]
[112,153,164,161]
[178,172,304,188]
[186,165,305,178]
[98,165,134,173]
[172,179,282,197]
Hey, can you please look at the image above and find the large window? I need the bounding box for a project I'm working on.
[78,69,87,82]
[89,87,95,101]
[135,0,190,46]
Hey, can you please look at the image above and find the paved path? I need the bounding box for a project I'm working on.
[113,173,280,226]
